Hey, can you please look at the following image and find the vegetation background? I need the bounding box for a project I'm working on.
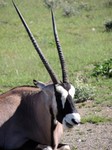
[0,0,112,105]
[0,0,112,149]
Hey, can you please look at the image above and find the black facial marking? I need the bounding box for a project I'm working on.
[72,118,78,125]
[64,94,76,114]
[61,82,71,91]
[55,91,64,123]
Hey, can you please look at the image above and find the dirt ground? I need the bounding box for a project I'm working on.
[62,101,112,150]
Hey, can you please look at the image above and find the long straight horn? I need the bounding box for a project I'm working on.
[12,1,59,84]
[51,9,69,83]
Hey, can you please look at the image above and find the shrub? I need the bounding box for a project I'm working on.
[104,20,112,31]
[44,0,59,8]
[104,0,112,8]
[74,76,95,103]
[92,58,112,78]
[43,0,90,17]
[62,3,75,17]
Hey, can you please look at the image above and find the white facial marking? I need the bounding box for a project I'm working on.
[55,84,68,108]
[62,113,81,129]
[69,84,75,98]
[72,113,81,123]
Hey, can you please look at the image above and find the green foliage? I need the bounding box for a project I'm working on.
[92,58,112,78]
[0,0,112,105]
[74,77,95,103]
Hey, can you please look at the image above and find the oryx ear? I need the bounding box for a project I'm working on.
[33,79,46,89]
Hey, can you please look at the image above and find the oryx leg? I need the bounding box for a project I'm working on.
[53,122,70,150]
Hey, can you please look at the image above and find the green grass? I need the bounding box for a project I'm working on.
[0,0,112,105]
[81,115,112,124]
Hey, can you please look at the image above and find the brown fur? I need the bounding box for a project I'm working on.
[0,85,70,150]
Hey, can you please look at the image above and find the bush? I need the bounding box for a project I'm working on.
[44,0,76,16]
[104,0,112,8]
[43,0,91,17]
[92,58,112,78]
[44,0,59,8]
[74,76,95,103]
[104,20,112,31]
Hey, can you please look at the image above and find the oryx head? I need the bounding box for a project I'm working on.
[13,1,81,128]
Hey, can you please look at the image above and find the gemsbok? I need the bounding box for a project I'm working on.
[0,1,81,150]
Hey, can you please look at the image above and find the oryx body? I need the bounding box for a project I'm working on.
[0,85,63,149]
[0,1,81,149]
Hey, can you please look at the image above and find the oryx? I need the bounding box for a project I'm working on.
[0,1,81,150]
